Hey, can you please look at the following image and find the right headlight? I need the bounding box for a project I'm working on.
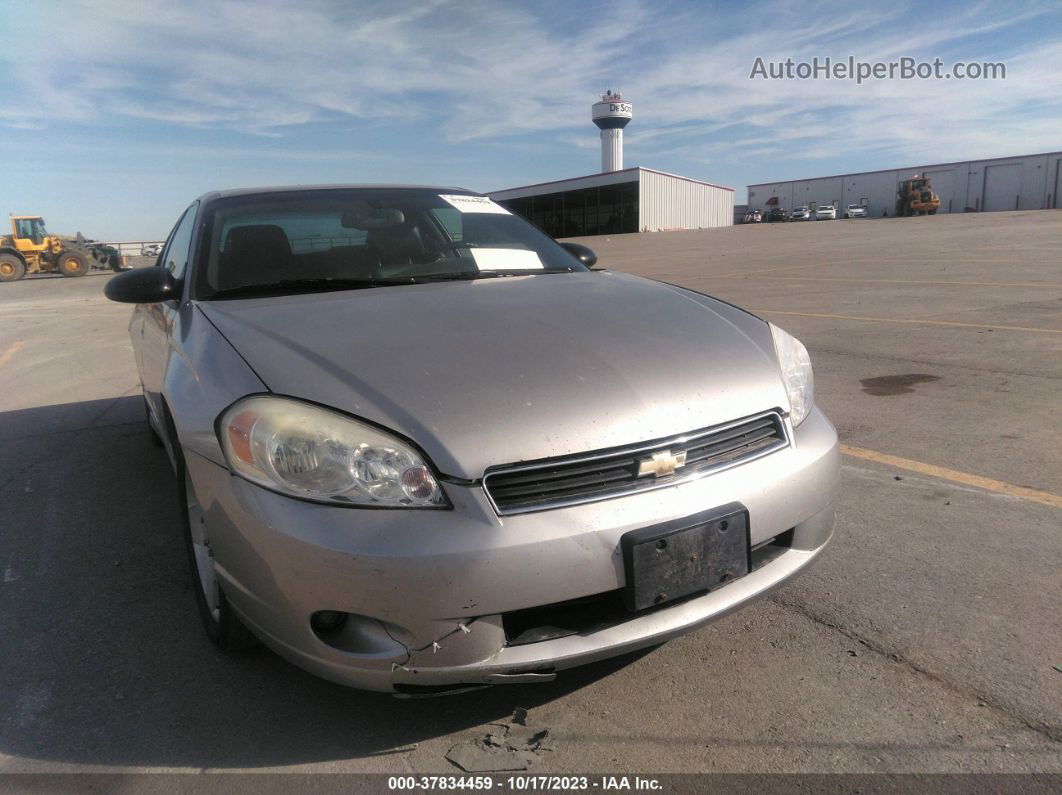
[769,323,814,427]
[217,395,448,508]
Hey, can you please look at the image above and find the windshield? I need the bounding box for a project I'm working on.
[16,218,49,243]
[196,189,585,298]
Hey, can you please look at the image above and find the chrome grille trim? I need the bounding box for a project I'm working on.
[483,411,789,515]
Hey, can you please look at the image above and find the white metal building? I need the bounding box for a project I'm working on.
[747,151,1062,218]
[489,167,734,237]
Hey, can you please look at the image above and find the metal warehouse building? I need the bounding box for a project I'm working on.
[747,150,1062,218]
[489,167,734,238]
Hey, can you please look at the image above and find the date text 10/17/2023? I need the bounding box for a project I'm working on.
[387,775,664,791]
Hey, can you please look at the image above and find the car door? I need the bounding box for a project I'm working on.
[139,203,199,408]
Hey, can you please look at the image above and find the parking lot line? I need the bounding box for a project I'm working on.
[0,340,25,369]
[752,309,1062,334]
[752,275,1062,289]
[841,444,1062,509]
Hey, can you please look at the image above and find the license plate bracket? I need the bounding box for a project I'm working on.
[621,503,750,612]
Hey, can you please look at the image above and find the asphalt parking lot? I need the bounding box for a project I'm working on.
[0,211,1059,775]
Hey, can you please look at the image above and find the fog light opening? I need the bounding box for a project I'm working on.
[311,610,349,633]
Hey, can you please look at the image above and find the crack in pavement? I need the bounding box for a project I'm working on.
[768,593,1062,745]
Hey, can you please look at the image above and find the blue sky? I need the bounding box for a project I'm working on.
[1,0,1059,240]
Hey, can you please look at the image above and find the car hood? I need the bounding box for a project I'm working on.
[197,272,788,479]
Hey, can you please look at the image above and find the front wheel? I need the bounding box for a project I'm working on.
[177,448,257,651]
[0,254,26,282]
[57,251,90,277]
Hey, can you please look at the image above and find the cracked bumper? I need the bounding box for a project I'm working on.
[183,408,839,692]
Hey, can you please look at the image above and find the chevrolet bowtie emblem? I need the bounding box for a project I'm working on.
[637,449,687,478]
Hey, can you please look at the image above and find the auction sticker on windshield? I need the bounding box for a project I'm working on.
[439,194,511,214]
[471,248,543,271]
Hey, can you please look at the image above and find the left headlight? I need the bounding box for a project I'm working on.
[769,323,814,427]
[218,396,448,508]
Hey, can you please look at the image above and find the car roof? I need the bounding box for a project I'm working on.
[194,184,479,203]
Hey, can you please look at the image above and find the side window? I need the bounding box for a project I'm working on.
[160,203,199,278]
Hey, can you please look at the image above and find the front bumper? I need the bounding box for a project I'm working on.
[184,408,839,692]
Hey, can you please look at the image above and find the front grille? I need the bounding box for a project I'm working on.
[483,412,787,515]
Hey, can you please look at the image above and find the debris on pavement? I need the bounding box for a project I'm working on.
[445,708,552,773]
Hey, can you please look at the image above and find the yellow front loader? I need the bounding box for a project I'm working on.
[895,175,940,217]
[0,215,121,282]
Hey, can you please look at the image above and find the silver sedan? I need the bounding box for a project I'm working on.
[105,185,839,694]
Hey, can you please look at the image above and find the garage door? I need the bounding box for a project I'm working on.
[923,169,955,213]
[983,164,1022,212]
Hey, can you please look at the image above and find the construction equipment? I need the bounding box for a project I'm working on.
[0,215,122,282]
[895,175,940,217]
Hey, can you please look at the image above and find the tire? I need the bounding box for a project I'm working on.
[928,209,937,215]
[0,254,26,282]
[57,251,90,277]
[173,436,257,651]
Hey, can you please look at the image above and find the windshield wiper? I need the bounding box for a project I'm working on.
[411,268,575,282]
[204,277,415,300]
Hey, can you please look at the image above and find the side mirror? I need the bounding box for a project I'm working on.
[560,242,598,269]
[104,266,179,303]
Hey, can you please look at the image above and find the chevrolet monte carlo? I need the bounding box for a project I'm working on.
[105,185,839,694]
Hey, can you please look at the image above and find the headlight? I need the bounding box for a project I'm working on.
[769,323,814,427]
[217,396,447,508]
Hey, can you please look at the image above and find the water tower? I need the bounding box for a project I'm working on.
[591,90,632,173]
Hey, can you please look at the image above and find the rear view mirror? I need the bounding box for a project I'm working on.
[341,205,405,230]
[104,266,178,303]
[560,242,598,268]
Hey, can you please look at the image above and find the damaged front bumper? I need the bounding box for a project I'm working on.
[184,408,839,692]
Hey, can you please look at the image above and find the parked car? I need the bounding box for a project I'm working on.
[141,243,163,257]
[742,209,762,224]
[104,185,838,694]
[765,207,788,223]
[845,205,867,219]
[815,205,837,220]
[791,206,811,221]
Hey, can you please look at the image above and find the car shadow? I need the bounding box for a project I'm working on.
[0,396,651,769]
